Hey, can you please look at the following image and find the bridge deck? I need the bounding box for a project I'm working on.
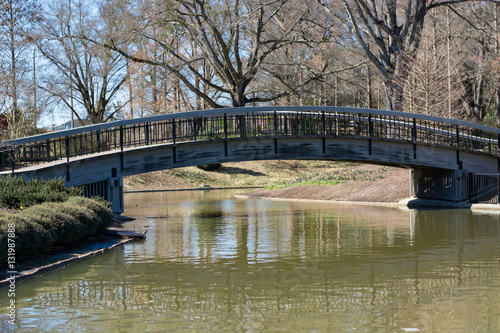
[2,106,500,174]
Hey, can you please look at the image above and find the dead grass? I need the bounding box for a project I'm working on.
[245,165,409,202]
[124,160,352,191]
[123,161,410,203]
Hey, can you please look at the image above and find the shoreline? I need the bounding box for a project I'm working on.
[124,186,263,193]
[236,193,500,212]
[0,235,138,289]
[0,208,146,289]
[235,193,403,207]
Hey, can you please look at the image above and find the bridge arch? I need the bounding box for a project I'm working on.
[2,106,500,212]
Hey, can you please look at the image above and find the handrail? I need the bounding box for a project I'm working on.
[1,106,499,172]
[2,106,500,146]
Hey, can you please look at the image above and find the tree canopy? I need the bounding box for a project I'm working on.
[3,0,500,138]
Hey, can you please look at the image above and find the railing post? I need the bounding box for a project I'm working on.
[224,113,228,157]
[172,119,176,144]
[96,130,101,153]
[322,111,326,135]
[239,115,246,138]
[120,126,124,152]
[274,111,278,136]
[224,113,228,139]
[65,136,70,163]
[193,117,197,141]
[145,122,150,145]
[368,113,373,156]
[368,114,373,138]
[284,114,288,135]
[46,140,51,162]
[412,118,417,142]
[10,147,15,173]
[90,132,94,154]
[456,124,460,149]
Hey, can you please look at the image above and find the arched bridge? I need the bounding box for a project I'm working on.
[2,106,500,213]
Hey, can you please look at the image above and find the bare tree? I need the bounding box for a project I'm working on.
[448,2,499,121]
[97,0,327,109]
[316,0,491,112]
[0,0,41,136]
[395,6,465,118]
[37,0,128,124]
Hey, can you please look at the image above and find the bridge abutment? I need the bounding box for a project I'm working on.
[411,168,471,203]
[108,176,124,214]
[81,176,123,214]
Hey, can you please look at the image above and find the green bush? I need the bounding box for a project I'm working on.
[0,214,52,259]
[21,208,61,244]
[0,197,113,263]
[0,176,82,209]
[24,203,84,247]
[66,196,112,226]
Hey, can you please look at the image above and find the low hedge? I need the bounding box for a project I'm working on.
[0,176,81,209]
[0,197,113,264]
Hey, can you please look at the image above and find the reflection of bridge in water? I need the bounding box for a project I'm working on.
[2,106,500,212]
[9,204,500,331]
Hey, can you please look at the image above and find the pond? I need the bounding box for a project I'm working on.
[1,189,500,332]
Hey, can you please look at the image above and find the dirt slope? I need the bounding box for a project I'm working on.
[243,164,409,202]
[124,161,410,203]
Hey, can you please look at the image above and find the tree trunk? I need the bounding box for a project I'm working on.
[127,60,134,119]
[384,78,404,111]
[231,84,246,107]
[367,66,373,109]
[151,64,158,114]
[9,9,17,127]
[334,75,339,106]
[474,74,484,119]
[447,7,452,118]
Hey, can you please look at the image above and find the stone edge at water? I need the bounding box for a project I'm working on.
[0,237,134,289]
[237,193,500,212]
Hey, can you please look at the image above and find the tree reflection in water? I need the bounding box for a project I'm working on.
[3,191,500,332]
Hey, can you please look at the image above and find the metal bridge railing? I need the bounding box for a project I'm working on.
[1,106,500,172]
[469,174,500,203]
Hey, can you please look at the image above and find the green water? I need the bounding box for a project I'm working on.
[2,190,500,332]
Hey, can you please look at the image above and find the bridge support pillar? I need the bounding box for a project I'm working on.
[108,176,124,214]
[81,176,124,214]
[411,168,469,202]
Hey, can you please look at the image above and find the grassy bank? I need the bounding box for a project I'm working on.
[123,160,409,203]
[266,166,389,190]
[123,160,385,191]
[0,177,113,265]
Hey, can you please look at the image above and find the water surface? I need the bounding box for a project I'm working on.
[1,190,500,332]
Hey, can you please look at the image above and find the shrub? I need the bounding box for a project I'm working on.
[0,197,113,263]
[21,208,61,244]
[24,203,84,246]
[65,196,112,229]
[0,214,52,259]
[0,176,82,209]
